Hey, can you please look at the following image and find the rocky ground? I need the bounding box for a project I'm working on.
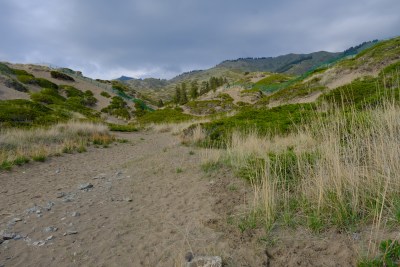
[0,130,382,266]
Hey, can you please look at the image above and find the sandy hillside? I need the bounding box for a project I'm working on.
[9,64,116,111]
[0,130,379,266]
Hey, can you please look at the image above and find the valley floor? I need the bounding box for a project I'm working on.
[0,131,375,266]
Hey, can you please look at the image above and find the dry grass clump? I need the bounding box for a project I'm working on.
[202,100,400,255]
[0,121,113,170]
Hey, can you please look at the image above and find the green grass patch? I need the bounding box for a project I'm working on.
[359,239,400,266]
[100,91,111,98]
[201,103,316,146]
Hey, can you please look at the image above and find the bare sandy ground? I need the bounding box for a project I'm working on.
[0,130,388,266]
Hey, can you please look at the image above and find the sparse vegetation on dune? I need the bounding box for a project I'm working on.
[0,121,114,170]
[201,97,400,260]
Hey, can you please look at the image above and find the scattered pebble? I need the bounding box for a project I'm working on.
[78,183,93,191]
[123,197,133,202]
[56,192,66,198]
[2,232,16,240]
[26,205,41,214]
[71,212,80,217]
[55,169,60,174]
[13,234,23,241]
[46,236,54,241]
[32,241,46,246]
[12,218,22,223]
[185,252,194,262]
[64,230,78,236]
[45,201,55,211]
[93,174,106,180]
[44,226,58,233]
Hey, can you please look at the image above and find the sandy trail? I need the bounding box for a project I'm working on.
[1,130,378,267]
[0,131,232,266]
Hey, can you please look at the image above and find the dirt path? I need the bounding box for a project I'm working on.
[1,130,374,267]
[0,131,241,266]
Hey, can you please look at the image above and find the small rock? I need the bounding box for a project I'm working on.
[55,169,60,174]
[186,256,222,267]
[93,174,106,180]
[44,226,58,233]
[2,232,16,240]
[56,192,66,198]
[71,212,80,217]
[26,205,41,214]
[78,183,93,191]
[32,240,46,246]
[46,236,54,241]
[37,214,42,218]
[36,210,42,214]
[2,240,9,245]
[13,218,22,223]
[185,252,194,262]
[115,171,122,176]
[352,233,361,241]
[45,201,55,211]
[65,230,78,235]
[13,234,23,240]
[123,197,133,202]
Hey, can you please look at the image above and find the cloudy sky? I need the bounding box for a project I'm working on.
[0,0,399,79]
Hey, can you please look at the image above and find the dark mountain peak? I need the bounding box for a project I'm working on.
[116,75,134,82]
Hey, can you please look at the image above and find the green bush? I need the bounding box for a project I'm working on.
[0,99,67,127]
[101,96,131,119]
[60,85,83,97]
[201,104,316,146]
[50,70,75,81]
[101,91,111,98]
[17,75,58,89]
[4,78,28,92]
[30,88,65,105]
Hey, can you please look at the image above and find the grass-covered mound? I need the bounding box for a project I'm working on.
[321,61,400,109]
[201,103,316,146]
[0,121,114,170]
[0,99,69,127]
[17,74,58,89]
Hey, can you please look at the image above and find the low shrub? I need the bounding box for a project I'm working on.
[50,70,75,81]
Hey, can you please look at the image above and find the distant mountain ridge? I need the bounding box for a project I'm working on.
[118,39,380,100]
[116,75,134,81]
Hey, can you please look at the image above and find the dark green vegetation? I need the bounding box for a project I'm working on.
[359,240,400,267]
[17,75,58,90]
[50,70,75,81]
[321,61,400,109]
[101,96,131,119]
[0,99,68,127]
[201,104,316,146]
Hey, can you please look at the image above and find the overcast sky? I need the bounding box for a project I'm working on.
[0,0,399,79]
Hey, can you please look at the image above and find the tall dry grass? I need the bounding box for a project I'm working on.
[0,121,113,169]
[202,100,400,245]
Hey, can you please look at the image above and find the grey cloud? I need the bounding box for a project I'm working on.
[0,0,399,79]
